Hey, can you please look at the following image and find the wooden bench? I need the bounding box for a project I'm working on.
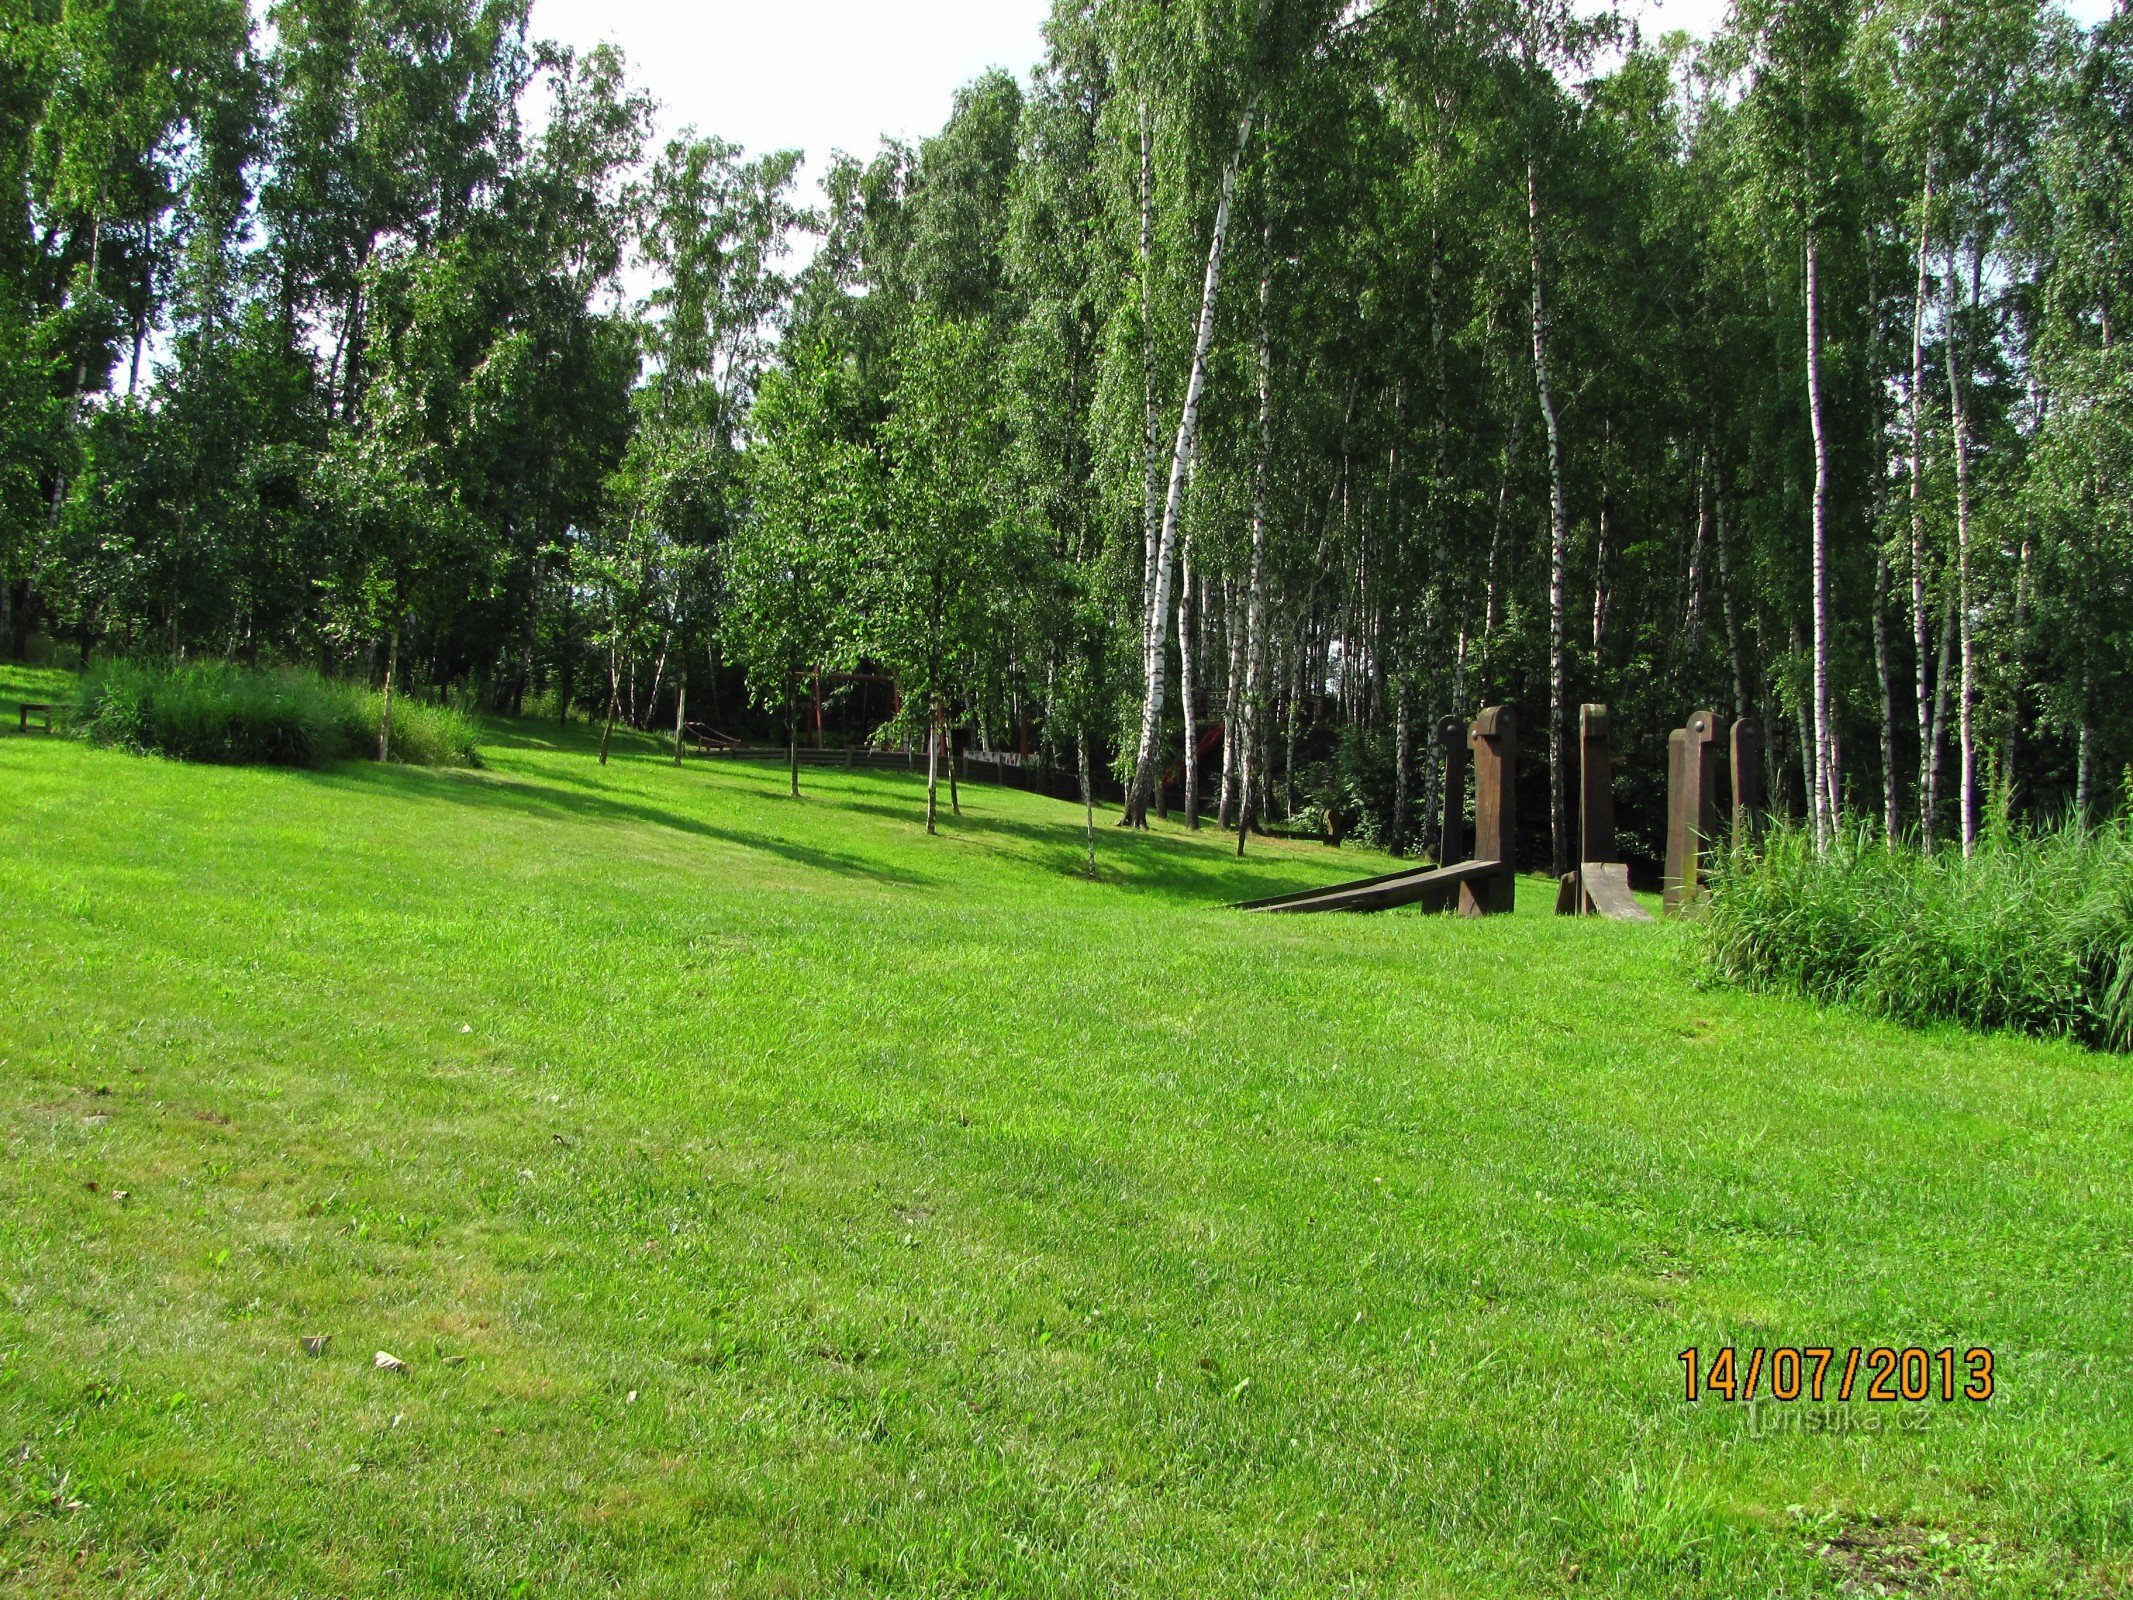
[17,702,52,734]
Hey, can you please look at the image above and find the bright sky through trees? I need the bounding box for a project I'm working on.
[531,0,2112,202]
[530,0,1057,192]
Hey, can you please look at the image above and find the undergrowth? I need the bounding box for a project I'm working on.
[1695,819,2133,1052]
[72,660,479,769]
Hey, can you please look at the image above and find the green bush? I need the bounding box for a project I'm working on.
[1694,821,2133,1052]
[73,660,479,770]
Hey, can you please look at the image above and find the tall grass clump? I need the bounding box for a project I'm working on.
[73,660,478,769]
[1695,820,2133,1052]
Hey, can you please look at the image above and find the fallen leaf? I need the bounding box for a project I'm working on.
[302,1335,331,1358]
[112,1190,131,1202]
[374,1351,408,1373]
[626,1390,638,1405]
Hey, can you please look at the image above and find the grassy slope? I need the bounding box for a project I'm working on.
[0,702,2128,1599]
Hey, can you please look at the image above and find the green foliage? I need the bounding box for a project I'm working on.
[72,659,478,768]
[1293,723,1403,847]
[1695,820,2133,1050]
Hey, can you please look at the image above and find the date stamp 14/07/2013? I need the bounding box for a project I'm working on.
[1679,1347,1995,1406]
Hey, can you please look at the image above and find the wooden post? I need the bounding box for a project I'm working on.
[1462,706,1517,917]
[1665,710,1724,915]
[1731,717,1765,843]
[1436,713,1467,867]
[1578,703,1615,869]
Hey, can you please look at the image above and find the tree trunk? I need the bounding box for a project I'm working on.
[1392,677,1412,858]
[1716,480,1749,722]
[642,633,670,731]
[673,683,687,764]
[788,689,801,797]
[2076,670,2095,823]
[1237,253,1272,857]
[1926,588,1955,841]
[1081,728,1098,879]
[1909,165,1935,846]
[1128,102,1257,827]
[1806,228,1838,844]
[1944,250,1978,854]
[1178,548,1199,828]
[1682,448,1709,671]
[377,626,399,763]
[1874,546,1899,842]
[1593,417,1612,657]
[1529,157,1571,878]
[1140,101,1163,619]
[599,650,619,766]
[1219,579,1242,829]
[924,704,941,835]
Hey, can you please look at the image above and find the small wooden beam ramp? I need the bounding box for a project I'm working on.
[1235,857,1503,915]
[1556,705,1654,922]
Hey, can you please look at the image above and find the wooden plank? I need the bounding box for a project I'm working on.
[1231,862,1453,911]
[1235,857,1502,915]
[1580,861,1653,923]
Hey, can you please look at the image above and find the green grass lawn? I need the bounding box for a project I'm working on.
[1,695,2128,1598]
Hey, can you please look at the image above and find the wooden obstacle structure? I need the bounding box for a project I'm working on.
[1235,707,1518,916]
[1663,709,1762,915]
[1555,704,1651,922]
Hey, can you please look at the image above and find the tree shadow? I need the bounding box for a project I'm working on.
[300,763,939,890]
[828,793,1369,907]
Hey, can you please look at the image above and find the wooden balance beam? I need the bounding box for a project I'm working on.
[1234,856,1503,915]
[1237,707,1518,917]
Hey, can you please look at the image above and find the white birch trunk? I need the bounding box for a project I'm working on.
[1944,251,1978,855]
[1909,173,1936,848]
[1529,157,1571,877]
[1237,254,1272,857]
[1140,102,1162,616]
[1178,548,1199,828]
[1806,228,1838,844]
[1129,103,1256,825]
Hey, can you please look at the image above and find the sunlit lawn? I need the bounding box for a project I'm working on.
[1,689,2127,1597]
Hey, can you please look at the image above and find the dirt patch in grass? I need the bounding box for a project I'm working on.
[1810,1516,2128,1599]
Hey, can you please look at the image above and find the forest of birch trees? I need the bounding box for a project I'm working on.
[5,0,2131,863]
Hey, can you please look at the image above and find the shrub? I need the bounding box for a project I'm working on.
[73,660,479,770]
[1693,821,2133,1052]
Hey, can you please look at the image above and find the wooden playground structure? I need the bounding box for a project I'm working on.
[1237,703,1762,920]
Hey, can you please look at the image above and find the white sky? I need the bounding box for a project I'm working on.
[530,0,2116,197]
[529,0,1058,181]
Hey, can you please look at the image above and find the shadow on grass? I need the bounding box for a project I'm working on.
[342,710,1368,907]
[303,759,939,890]
[828,793,1367,908]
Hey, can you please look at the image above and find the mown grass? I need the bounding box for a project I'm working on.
[0,709,2128,1598]
[69,659,479,768]
[1698,823,2133,1053]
